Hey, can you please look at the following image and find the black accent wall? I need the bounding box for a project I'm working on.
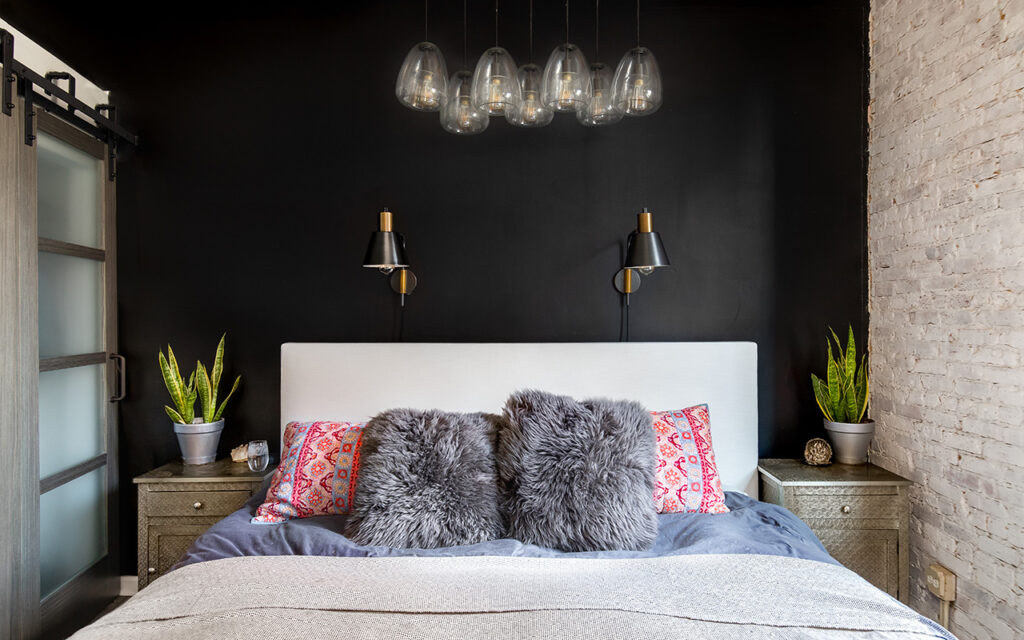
[3,0,868,574]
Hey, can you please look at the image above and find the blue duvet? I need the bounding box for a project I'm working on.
[175,485,837,569]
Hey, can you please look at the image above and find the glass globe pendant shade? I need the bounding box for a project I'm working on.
[505,64,553,127]
[612,46,663,116]
[396,42,449,112]
[441,70,489,135]
[471,47,521,116]
[541,43,591,112]
[577,62,623,126]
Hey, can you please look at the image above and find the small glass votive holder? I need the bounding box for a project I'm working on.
[247,440,269,472]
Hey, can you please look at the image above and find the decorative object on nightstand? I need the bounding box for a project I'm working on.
[803,438,833,466]
[757,458,911,602]
[134,458,272,588]
[159,334,242,464]
[810,325,874,464]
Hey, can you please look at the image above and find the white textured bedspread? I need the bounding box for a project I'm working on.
[76,554,953,639]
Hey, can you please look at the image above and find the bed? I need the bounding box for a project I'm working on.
[74,343,954,639]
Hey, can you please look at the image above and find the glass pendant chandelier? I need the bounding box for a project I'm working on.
[578,0,622,126]
[442,71,489,135]
[441,1,489,135]
[541,1,591,113]
[471,0,520,116]
[395,1,448,112]
[507,0,553,128]
[613,0,663,116]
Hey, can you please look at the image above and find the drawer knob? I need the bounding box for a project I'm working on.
[840,505,851,514]
[193,501,203,510]
[147,567,156,574]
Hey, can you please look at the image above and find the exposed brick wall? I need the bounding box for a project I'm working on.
[868,1,1024,638]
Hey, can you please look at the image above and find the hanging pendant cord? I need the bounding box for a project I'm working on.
[463,0,468,69]
[595,0,600,60]
[425,0,429,42]
[565,0,570,45]
[636,0,640,47]
[529,0,534,62]
[495,0,499,47]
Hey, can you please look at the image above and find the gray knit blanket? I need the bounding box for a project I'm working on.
[74,554,954,639]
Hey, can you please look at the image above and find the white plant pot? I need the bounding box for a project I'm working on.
[173,419,224,465]
[823,418,875,465]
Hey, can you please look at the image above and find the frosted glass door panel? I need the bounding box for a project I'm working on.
[37,132,102,248]
[40,467,107,598]
[38,365,105,478]
[38,252,103,359]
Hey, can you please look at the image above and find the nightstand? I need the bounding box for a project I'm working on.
[757,458,911,602]
[134,458,272,588]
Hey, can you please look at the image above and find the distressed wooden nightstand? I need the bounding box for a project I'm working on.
[757,458,911,602]
[134,458,272,588]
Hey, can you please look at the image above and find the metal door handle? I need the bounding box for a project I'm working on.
[840,505,851,514]
[110,354,126,401]
[193,502,203,510]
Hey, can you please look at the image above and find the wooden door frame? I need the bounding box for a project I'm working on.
[0,102,120,638]
[0,94,41,640]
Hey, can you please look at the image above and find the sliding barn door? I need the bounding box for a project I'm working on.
[35,111,120,637]
[0,101,119,639]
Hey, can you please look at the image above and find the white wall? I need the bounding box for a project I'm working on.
[868,1,1024,638]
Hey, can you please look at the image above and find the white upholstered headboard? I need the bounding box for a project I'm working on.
[281,342,759,497]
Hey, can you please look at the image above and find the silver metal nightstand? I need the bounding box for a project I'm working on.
[757,458,911,602]
[134,459,272,589]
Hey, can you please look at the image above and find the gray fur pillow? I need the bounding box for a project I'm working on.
[345,409,505,548]
[499,390,658,552]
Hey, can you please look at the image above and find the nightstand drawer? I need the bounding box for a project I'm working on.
[789,492,900,520]
[147,490,251,517]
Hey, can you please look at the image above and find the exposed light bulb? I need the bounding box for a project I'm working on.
[396,42,448,112]
[410,70,441,110]
[541,44,591,112]
[379,266,395,275]
[472,47,520,115]
[506,63,553,127]
[441,70,489,135]
[638,266,655,276]
[613,47,662,116]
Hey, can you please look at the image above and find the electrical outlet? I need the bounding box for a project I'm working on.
[927,564,956,602]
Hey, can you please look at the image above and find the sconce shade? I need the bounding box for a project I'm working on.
[362,209,409,269]
[363,233,409,269]
[623,209,670,269]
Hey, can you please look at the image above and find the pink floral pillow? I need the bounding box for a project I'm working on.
[651,405,728,514]
[252,421,365,524]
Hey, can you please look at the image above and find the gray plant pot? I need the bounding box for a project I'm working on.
[173,419,224,465]
[823,418,875,465]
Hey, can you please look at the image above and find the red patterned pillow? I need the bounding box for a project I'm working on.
[252,421,365,524]
[651,405,728,514]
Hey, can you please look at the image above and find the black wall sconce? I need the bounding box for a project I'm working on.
[362,208,418,307]
[613,208,671,340]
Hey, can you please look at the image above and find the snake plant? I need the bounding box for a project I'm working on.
[810,325,869,424]
[159,345,197,424]
[196,334,242,423]
[159,334,241,425]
